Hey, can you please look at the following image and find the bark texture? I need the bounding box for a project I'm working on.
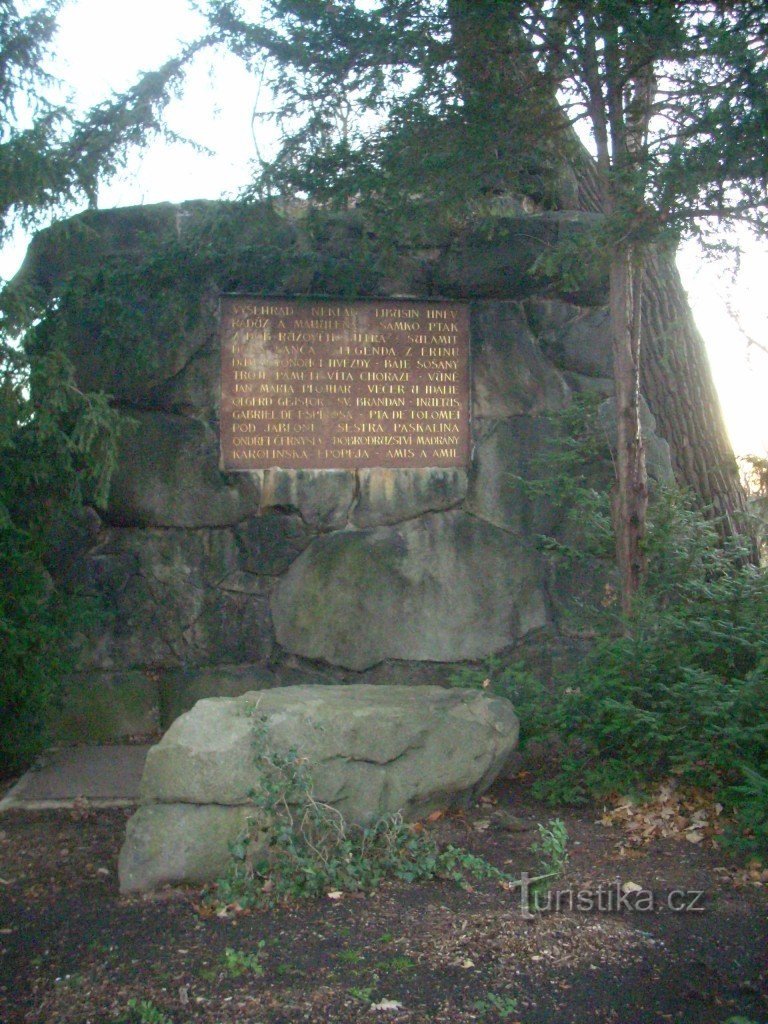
[573,153,749,534]
[609,246,649,609]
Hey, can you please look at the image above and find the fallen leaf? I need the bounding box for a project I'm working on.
[371,999,403,1011]
[621,881,643,894]
[326,890,344,900]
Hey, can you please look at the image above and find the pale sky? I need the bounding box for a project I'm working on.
[4,0,766,458]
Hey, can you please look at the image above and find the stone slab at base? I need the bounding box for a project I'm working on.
[0,744,151,812]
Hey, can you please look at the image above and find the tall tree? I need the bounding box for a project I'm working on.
[205,0,767,604]
[0,1,206,771]
[0,0,204,242]
[506,1,766,596]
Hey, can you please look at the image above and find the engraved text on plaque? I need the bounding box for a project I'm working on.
[219,297,470,470]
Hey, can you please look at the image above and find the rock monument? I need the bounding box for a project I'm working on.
[13,199,674,742]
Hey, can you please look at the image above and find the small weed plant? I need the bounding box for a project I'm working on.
[473,992,519,1018]
[210,720,568,909]
[348,985,376,1003]
[124,999,173,1024]
[531,819,569,878]
[221,942,266,978]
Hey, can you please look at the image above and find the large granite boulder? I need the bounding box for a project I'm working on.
[260,468,357,531]
[271,511,548,671]
[352,468,467,528]
[528,298,614,380]
[118,684,519,892]
[471,303,571,418]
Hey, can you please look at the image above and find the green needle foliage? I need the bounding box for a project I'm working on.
[0,2,200,774]
[0,338,122,774]
[1,1,204,241]
[533,494,768,827]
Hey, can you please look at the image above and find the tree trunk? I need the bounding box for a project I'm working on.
[609,244,649,609]
[573,154,751,543]
[640,249,750,538]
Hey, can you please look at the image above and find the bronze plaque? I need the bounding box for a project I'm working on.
[219,297,471,470]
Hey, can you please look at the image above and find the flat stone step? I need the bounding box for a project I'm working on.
[0,745,151,811]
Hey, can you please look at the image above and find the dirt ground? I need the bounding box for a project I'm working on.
[0,778,766,1024]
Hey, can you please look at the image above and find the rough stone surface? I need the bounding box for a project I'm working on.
[234,512,315,575]
[271,511,548,671]
[471,303,570,418]
[50,672,159,743]
[466,416,563,538]
[78,529,272,671]
[528,299,614,380]
[17,203,191,290]
[563,372,614,398]
[261,469,357,530]
[148,341,219,417]
[1,745,150,810]
[119,803,255,893]
[352,468,467,528]
[107,410,260,527]
[158,663,333,729]
[349,660,462,689]
[13,200,687,741]
[145,685,518,814]
[11,201,298,405]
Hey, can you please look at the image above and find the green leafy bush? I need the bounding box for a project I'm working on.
[530,492,768,850]
[469,397,768,859]
[0,527,97,774]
